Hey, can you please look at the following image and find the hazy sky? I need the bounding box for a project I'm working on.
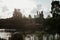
[0,0,59,19]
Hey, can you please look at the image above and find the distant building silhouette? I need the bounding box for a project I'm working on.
[13,9,22,19]
[34,11,44,19]
[39,11,44,19]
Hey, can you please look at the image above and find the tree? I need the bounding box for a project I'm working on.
[44,1,60,34]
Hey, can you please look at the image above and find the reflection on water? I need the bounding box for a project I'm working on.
[0,29,60,40]
[24,34,38,40]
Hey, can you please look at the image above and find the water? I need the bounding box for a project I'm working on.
[0,29,60,40]
[0,32,11,40]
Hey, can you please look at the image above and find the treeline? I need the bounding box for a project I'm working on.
[0,9,44,32]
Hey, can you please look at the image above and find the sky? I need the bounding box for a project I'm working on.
[0,0,59,19]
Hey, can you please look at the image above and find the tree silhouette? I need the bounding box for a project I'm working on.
[44,1,60,34]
